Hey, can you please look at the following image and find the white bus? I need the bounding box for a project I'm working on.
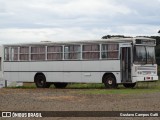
[0,37,158,88]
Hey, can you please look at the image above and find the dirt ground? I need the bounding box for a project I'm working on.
[0,88,160,120]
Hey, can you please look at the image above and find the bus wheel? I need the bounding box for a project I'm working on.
[35,74,49,88]
[103,74,118,89]
[54,83,68,88]
[123,83,136,88]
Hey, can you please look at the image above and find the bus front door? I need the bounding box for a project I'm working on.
[121,47,132,83]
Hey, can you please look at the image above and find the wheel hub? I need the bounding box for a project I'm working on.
[108,80,113,85]
[40,80,44,84]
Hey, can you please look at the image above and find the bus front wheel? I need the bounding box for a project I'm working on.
[35,74,50,88]
[103,74,118,89]
[123,83,136,88]
[54,83,68,88]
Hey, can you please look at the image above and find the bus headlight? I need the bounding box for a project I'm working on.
[151,71,156,75]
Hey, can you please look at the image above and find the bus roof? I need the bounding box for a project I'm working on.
[3,37,155,46]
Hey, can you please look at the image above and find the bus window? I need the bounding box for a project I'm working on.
[64,45,80,60]
[134,46,155,64]
[31,46,45,61]
[20,47,29,61]
[4,47,9,61]
[83,44,99,59]
[47,46,63,60]
[101,44,119,59]
[11,47,18,61]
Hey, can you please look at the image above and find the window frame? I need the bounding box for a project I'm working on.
[31,46,46,61]
[101,43,119,60]
[47,45,63,60]
[4,47,10,61]
[64,45,81,60]
[82,44,100,60]
[10,47,19,61]
[19,46,30,61]
[3,42,120,62]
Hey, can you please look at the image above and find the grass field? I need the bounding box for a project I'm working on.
[11,79,160,95]
[10,81,160,95]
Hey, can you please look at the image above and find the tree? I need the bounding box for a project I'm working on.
[150,36,160,46]
[102,35,132,39]
[158,30,160,33]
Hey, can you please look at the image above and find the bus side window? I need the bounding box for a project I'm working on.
[83,44,99,59]
[31,46,45,61]
[4,47,9,61]
[20,47,29,61]
[64,45,81,60]
[101,44,119,59]
[47,46,63,60]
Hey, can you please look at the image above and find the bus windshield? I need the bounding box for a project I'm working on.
[134,46,155,64]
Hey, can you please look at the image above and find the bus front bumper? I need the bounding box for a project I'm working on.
[132,76,159,83]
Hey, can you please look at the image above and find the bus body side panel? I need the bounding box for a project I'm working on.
[100,60,121,84]
[3,60,121,83]
[4,71,34,83]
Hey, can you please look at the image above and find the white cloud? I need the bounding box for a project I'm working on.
[0,0,134,23]
[26,0,133,17]
[0,25,159,44]
[0,0,160,43]
[0,27,111,44]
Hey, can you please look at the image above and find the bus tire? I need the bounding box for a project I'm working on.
[35,74,50,88]
[103,74,118,89]
[123,83,136,88]
[54,83,68,88]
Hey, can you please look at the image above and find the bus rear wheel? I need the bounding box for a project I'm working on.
[103,74,118,89]
[54,83,68,88]
[35,74,50,88]
[123,83,136,88]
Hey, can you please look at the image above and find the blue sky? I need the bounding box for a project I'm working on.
[0,0,160,43]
